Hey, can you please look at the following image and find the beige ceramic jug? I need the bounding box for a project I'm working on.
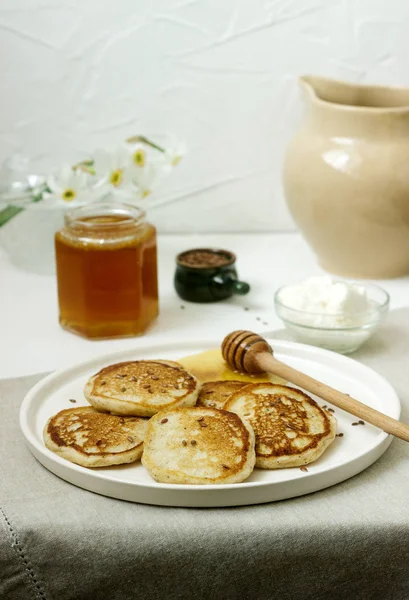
[283,75,409,278]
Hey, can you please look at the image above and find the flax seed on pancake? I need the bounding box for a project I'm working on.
[225,383,337,469]
[84,360,200,417]
[196,380,248,410]
[43,407,148,467]
[141,406,256,484]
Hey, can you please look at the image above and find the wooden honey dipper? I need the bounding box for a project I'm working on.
[222,330,409,443]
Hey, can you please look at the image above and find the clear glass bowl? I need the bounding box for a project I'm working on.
[274,282,390,354]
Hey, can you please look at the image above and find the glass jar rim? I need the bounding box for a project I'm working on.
[64,201,146,230]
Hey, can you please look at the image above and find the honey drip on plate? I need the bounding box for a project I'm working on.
[178,349,286,385]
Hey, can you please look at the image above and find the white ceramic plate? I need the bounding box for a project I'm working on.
[20,339,400,507]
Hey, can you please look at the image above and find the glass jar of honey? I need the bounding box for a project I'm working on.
[55,201,158,339]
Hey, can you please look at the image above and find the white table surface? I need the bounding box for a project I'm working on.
[1,232,409,379]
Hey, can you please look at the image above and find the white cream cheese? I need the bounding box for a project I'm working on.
[275,277,388,353]
[277,277,373,328]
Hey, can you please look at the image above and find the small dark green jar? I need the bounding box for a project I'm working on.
[174,248,250,303]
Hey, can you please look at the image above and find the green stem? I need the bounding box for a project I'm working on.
[0,185,47,227]
[126,135,166,153]
[73,161,95,175]
[0,205,24,227]
[33,186,49,202]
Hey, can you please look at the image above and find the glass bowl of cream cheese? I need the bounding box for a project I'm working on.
[274,277,389,354]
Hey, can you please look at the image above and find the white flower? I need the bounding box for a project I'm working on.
[126,135,185,168]
[128,148,173,199]
[163,140,186,166]
[131,164,160,199]
[92,146,133,189]
[128,142,148,169]
[45,165,90,206]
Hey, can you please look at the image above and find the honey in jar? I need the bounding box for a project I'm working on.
[55,201,158,339]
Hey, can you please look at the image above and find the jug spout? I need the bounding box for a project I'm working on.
[299,75,358,108]
[298,74,409,112]
[299,75,319,102]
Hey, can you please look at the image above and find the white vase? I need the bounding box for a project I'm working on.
[0,204,66,274]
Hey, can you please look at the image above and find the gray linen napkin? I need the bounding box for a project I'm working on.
[1,309,409,600]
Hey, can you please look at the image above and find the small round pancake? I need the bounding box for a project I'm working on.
[84,360,201,417]
[142,407,256,484]
[224,384,337,469]
[43,407,148,468]
[197,380,248,409]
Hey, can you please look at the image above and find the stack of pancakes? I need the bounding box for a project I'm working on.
[44,359,337,485]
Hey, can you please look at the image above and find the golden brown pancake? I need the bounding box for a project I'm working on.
[197,380,248,409]
[225,384,337,469]
[84,360,200,417]
[141,407,256,484]
[43,407,148,467]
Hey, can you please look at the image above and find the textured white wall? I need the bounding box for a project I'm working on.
[1,0,409,232]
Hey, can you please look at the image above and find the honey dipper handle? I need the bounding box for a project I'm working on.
[256,352,409,443]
